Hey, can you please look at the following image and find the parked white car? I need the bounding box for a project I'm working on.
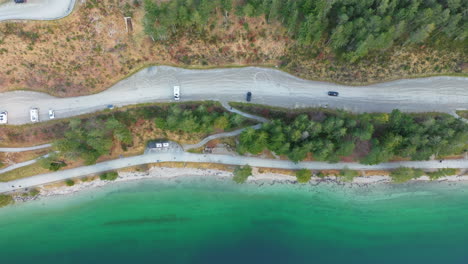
[163,142,170,148]
[49,109,55,119]
[0,111,7,124]
[174,86,180,101]
[30,108,39,123]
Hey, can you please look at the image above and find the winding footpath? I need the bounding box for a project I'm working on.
[0,0,76,22]
[0,153,50,175]
[0,143,52,153]
[182,102,267,150]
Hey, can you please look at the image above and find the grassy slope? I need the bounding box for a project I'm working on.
[456,111,468,119]
[0,0,465,97]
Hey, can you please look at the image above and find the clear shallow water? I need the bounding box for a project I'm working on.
[1,178,468,264]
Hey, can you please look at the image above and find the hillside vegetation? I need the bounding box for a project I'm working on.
[234,104,468,164]
[0,0,465,96]
[144,0,467,62]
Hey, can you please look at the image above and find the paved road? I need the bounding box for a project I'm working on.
[0,0,75,21]
[1,151,467,193]
[0,143,52,152]
[0,66,467,125]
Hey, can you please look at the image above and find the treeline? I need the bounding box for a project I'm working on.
[238,109,468,164]
[55,117,132,165]
[155,104,245,133]
[143,0,467,61]
[51,103,246,167]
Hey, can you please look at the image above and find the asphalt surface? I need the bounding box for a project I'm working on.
[1,66,467,125]
[1,151,467,193]
[0,0,75,21]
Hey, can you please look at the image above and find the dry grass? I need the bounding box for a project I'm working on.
[257,167,296,176]
[363,170,391,177]
[456,111,468,119]
[0,148,51,168]
[0,0,464,97]
[0,163,49,182]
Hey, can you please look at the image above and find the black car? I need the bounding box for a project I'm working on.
[15,0,25,3]
[328,91,339,96]
[246,92,252,102]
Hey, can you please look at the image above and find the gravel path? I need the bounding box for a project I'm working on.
[1,152,467,193]
[183,102,267,150]
[1,66,467,125]
[0,144,52,153]
[0,0,75,21]
[0,153,49,174]
[183,124,262,151]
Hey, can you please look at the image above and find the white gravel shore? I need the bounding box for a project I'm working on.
[11,166,468,203]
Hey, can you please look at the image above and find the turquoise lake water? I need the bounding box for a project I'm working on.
[1,177,468,264]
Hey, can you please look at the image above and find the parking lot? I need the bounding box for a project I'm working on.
[145,141,183,154]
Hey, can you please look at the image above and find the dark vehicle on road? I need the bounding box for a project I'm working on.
[15,0,26,3]
[328,91,339,96]
[246,92,252,102]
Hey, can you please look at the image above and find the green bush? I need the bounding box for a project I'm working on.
[65,179,75,186]
[29,188,40,196]
[232,165,252,184]
[316,171,326,178]
[0,194,13,208]
[100,171,119,181]
[426,168,458,180]
[38,153,67,171]
[390,167,424,183]
[295,169,311,183]
[339,167,360,182]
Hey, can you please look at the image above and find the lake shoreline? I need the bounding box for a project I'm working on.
[11,166,468,204]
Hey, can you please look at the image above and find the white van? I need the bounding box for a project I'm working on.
[174,86,180,101]
[30,108,39,123]
[0,111,7,124]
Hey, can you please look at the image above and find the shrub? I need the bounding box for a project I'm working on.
[38,153,67,171]
[100,171,119,181]
[0,194,13,208]
[339,167,360,182]
[295,169,311,183]
[29,188,40,196]
[233,165,252,183]
[390,167,424,183]
[65,179,75,186]
[426,168,458,180]
[316,171,326,178]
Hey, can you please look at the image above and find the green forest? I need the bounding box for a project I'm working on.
[143,0,467,62]
[49,103,246,167]
[237,109,468,164]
